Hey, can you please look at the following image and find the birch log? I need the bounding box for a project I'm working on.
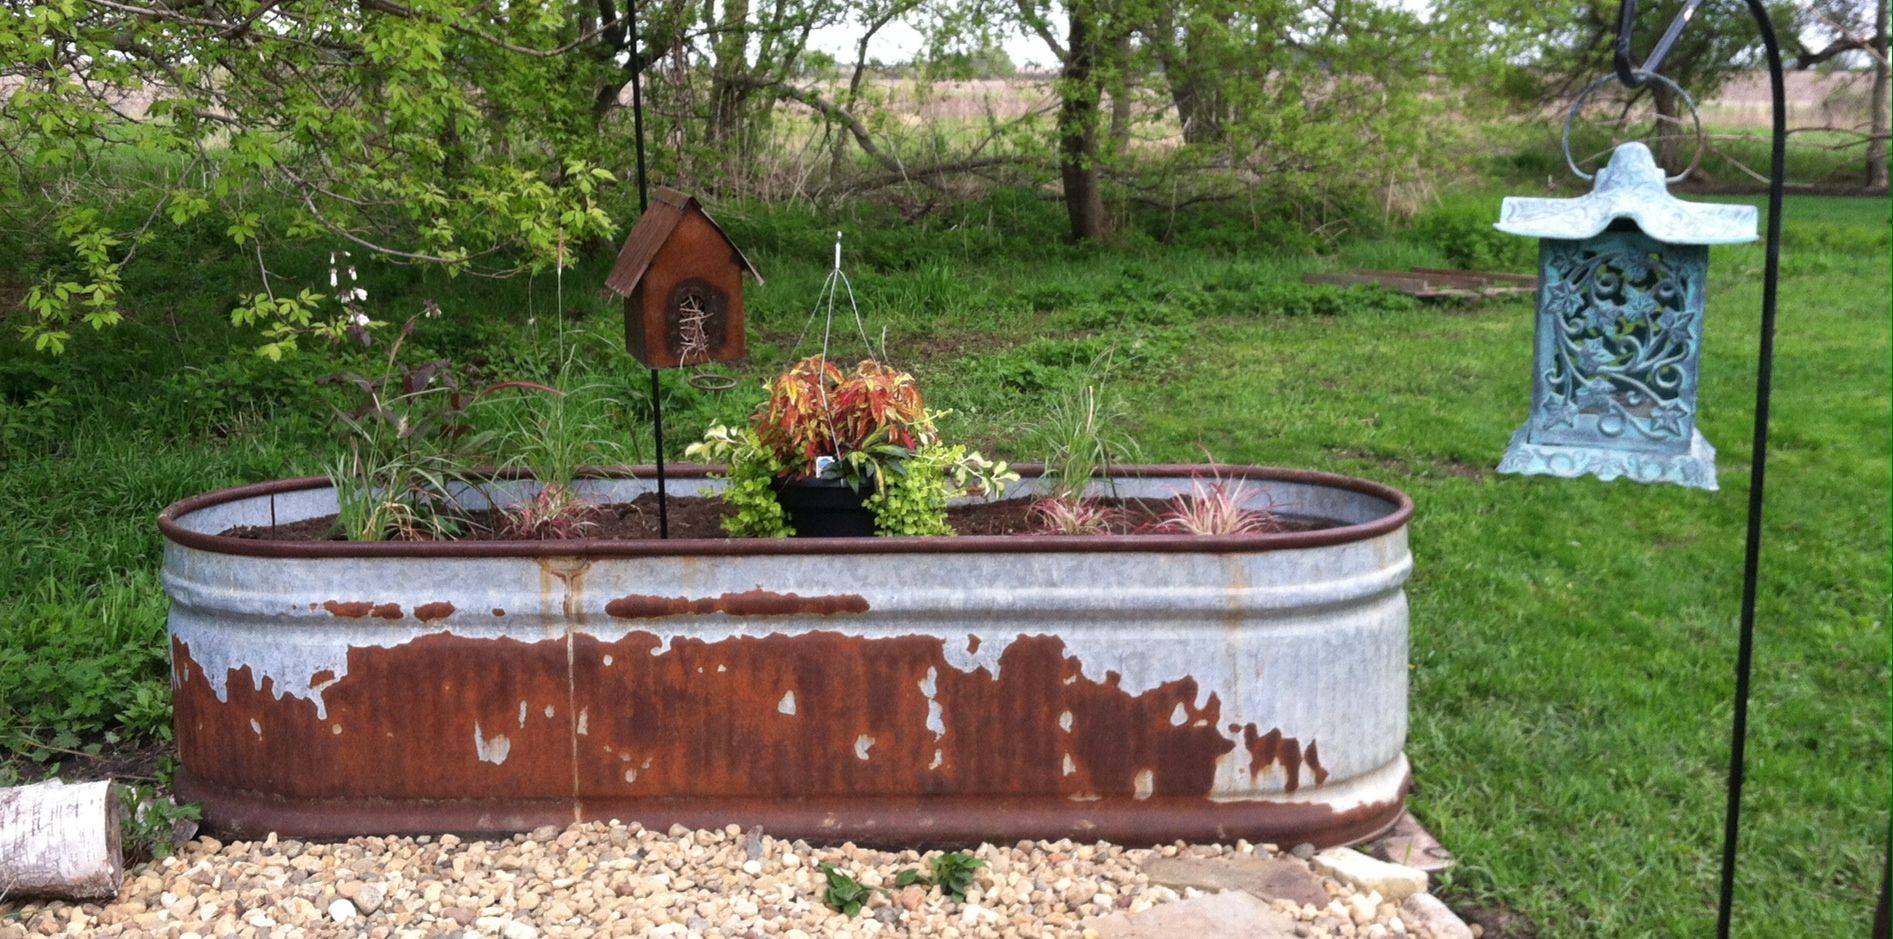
[0,779,123,900]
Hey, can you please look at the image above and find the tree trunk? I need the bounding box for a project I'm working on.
[1152,10,1225,145]
[0,780,124,900]
[711,0,751,144]
[1108,35,1134,156]
[1651,83,1686,177]
[1869,0,1889,191]
[1058,2,1106,241]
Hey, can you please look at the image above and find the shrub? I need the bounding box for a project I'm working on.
[1408,207,1536,272]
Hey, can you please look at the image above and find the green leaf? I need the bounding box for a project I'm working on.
[819,863,870,916]
[929,852,985,901]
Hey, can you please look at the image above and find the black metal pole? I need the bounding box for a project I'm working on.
[1611,2,1784,934]
[1711,5,1782,935]
[625,0,667,538]
[649,365,668,537]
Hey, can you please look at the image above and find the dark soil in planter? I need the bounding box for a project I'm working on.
[223,494,1332,542]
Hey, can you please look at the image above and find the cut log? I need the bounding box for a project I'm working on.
[0,779,123,900]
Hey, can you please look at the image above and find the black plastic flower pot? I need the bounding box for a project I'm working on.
[773,476,878,537]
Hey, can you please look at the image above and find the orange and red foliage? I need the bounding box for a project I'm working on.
[753,356,935,475]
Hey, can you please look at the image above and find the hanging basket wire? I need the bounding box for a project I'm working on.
[792,231,884,371]
[783,231,891,470]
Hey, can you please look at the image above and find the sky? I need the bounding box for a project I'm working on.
[806,18,1059,71]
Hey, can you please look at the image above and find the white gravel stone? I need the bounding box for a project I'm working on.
[326,898,357,923]
[0,821,1452,938]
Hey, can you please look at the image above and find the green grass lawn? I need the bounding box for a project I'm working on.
[1,188,1886,936]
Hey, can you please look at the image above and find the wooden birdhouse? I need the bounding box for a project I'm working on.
[605,187,763,370]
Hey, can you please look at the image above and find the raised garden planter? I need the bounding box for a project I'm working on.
[158,465,1414,847]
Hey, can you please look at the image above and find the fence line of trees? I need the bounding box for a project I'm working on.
[0,0,1884,353]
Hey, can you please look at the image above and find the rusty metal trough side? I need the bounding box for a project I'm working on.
[159,466,1414,847]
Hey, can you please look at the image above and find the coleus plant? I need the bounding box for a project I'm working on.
[753,355,934,483]
[688,356,1015,536]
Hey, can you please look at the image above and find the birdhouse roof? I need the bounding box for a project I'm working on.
[604,187,763,297]
[1495,143,1758,246]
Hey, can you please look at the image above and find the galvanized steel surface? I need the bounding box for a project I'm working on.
[160,467,1414,846]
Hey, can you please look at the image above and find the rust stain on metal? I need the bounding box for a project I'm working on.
[321,600,402,620]
[603,590,870,619]
[1240,723,1326,792]
[571,631,1230,801]
[171,635,573,801]
[171,630,1392,845]
[414,601,456,623]
[1305,740,1329,786]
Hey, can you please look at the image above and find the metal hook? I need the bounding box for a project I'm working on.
[1562,69,1704,183]
[1614,0,1706,88]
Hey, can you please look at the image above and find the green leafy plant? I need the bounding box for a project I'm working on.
[864,444,1016,536]
[819,862,872,916]
[819,855,988,916]
[685,425,795,537]
[929,852,986,902]
[475,350,637,539]
[117,782,202,862]
[690,356,1013,537]
[322,319,478,541]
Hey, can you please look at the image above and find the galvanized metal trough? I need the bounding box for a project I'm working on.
[158,465,1414,847]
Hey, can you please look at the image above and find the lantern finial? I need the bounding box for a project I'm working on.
[1495,143,1757,490]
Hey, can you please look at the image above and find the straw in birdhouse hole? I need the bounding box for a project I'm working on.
[677,292,740,391]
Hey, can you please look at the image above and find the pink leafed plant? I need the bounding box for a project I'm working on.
[501,484,600,540]
[1028,497,1122,535]
[1153,464,1276,536]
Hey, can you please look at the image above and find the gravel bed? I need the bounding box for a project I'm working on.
[1,822,1449,937]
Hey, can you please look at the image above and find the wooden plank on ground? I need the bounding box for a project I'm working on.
[1302,268,1536,300]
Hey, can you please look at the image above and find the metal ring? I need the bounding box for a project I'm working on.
[687,369,739,392]
[1561,70,1704,183]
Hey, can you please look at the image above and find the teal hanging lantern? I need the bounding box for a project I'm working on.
[1495,140,1757,490]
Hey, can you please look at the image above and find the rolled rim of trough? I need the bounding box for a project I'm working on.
[159,463,1414,557]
